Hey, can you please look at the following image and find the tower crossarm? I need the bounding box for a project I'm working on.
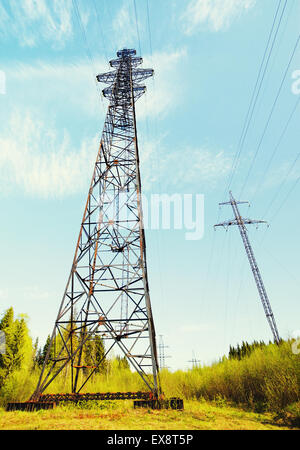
[214,219,267,228]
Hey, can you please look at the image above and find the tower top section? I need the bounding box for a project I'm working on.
[96,48,154,103]
[116,48,136,58]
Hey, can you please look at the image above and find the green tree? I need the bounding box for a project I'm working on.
[115,355,130,370]
[37,335,56,367]
[0,308,33,388]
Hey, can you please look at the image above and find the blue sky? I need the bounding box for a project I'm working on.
[0,0,300,371]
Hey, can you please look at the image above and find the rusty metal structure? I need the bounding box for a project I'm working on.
[29,48,161,403]
[215,191,280,344]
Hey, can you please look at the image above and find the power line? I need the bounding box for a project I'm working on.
[239,33,300,198]
[133,0,142,56]
[269,174,300,222]
[72,0,105,113]
[72,0,95,69]
[224,0,287,197]
[91,0,109,61]
[251,94,300,203]
[146,0,153,60]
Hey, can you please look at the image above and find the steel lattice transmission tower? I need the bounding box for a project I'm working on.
[215,191,280,344]
[158,335,170,370]
[32,48,160,400]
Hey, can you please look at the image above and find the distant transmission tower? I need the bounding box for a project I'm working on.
[188,351,200,369]
[215,191,280,344]
[158,335,171,369]
[31,48,160,401]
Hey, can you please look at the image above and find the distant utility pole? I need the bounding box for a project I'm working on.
[188,351,200,369]
[214,191,280,345]
[158,335,171,370]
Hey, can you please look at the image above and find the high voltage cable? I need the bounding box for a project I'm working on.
[133,0,142,56]
[214,1,287,335]
[146,0,153,60]
[239,33,300,198]
[72,0,95,70]
[250,94,300,203]
[269,171,300,222]
[266,148,300,217]
[91,0,108,61]
[72,0,105,113]
[223,0,286,198]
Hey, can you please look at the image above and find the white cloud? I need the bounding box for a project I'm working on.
[182,0,256,34]
[5,47,186,120]
[162,146,233,189]
[139,137,233,191]
[0,109,232,198]
[0,0,73,48]
[4,58,109,120]
[137,48,187,119]
[112,1,140,50]
[0,111,98,198]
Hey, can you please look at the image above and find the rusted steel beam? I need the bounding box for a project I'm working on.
[38,391,153,403]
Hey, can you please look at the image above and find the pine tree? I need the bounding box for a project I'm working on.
[0,308,33,387]
[38,335,55,367]
[94,335,106,373]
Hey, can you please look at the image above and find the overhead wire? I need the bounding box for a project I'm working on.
[269,172,300,222]
[146,0,153,60]
[223,0,287,199]
[251,94,300,204]
[218,2,292,333]
[133,0,142,56]
[91,0,109,61]
[239,32,300,198]
[72,0,105,114]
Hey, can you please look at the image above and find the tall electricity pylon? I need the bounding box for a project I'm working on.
[31,49,160,400]
[214,191,280,344]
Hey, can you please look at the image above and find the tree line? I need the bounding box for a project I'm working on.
[228,340,270,360]
[0,307,129,392]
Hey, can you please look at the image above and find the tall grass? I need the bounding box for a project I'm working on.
[161,340,300,412]
[1,340,299,414]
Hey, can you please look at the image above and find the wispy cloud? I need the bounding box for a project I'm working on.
[112,1,140,49]
[140,137,233,191]
[0,110,232,198]
[5,47,186,119]
[0,0,73,48]
[182,0,256,34]
[0,111,98,198]
[5,58,107,117]
[137,48,187,119]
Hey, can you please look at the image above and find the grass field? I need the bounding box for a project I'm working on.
[0,400,297,430]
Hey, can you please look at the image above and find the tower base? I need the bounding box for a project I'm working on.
[134,398,184,410]
[6,402,56,412]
